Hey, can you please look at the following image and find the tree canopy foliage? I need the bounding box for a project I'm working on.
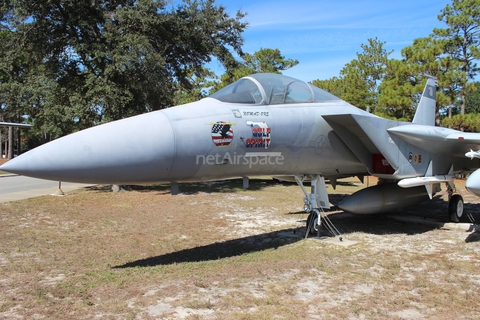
[312,38,390,113]
[435,0,480,115]
[0,0,246,142]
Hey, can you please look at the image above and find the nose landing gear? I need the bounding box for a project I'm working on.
[295,175,342,240]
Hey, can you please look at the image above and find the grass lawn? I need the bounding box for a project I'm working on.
[1,177,480,319]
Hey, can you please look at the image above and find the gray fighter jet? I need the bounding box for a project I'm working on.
[2,73,480,230]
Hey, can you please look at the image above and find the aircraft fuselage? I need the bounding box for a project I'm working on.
[2,98,368,184]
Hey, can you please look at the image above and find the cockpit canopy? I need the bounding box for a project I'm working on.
[210,73,340,105]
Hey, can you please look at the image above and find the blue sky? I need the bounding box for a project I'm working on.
[212,0,452,82]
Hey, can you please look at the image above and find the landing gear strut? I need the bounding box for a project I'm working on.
[295,175,342,239]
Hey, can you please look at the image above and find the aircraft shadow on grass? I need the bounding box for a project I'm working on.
[325,194,480,243]
[327,192,480,223]
[113,229,302,268]
[87,178,293,195]
[465,229,480,242]
[112,218,435,269]
[290,208,439,237]
[113,200,480,269]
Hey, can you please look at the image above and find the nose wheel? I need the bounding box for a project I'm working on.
[306,211,320,238]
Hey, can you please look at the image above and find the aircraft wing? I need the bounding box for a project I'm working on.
[387,125,480,157]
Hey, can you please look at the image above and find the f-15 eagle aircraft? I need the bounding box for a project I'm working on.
[2,73,480,230]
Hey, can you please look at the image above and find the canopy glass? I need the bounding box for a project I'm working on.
[210,73,340,105]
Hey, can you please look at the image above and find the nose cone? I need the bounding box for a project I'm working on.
[0,111,175,184]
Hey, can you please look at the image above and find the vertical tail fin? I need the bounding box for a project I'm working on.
[412,76,437,126]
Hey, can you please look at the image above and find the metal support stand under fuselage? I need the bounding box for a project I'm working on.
[53,181,64,196]
[295,175,342,240]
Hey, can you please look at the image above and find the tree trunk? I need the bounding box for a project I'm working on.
[7,126,13,159]
[17,127,21,155]
[461,92,466,115]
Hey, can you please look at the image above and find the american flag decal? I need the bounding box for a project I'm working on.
[211,121,234,147]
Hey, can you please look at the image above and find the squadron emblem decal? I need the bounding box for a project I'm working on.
[211,121,234,147]
[245,121,271,149]
[408,152,422,165]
